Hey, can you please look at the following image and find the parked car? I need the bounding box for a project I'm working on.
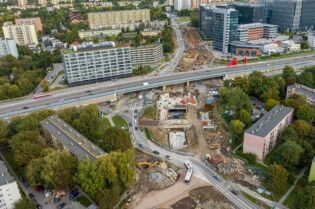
[35,185,44,193]
[35,204,42,209]
[57,203,66,209]
[153,150,160,155]
[28,193,35,199]
[44,190,53,198]
[138,143,144,148]
[165,155,172,160]
[69,188,80,200]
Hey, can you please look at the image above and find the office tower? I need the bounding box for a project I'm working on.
[0,38,19,58]
[212,6,239,53]
[88,10,150,30]
[2,22,39,47]
[62,42,132,86]
[232,3,265,24]
[174,0,191,11]
[15,17,43,32]
[199,4,215,39]
[236,23,277,42]
[0,160,22,209]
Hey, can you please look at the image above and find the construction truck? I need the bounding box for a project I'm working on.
[205,154,226,165]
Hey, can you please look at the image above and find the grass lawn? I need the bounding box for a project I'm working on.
[2,149,24,177]
[176,16,190,23]
[100,117,112,129]
[75,195,92,207]
[241,191,257,204]
[142,107,157,119]
[112,115,128,129]
[144,128,152,140]
[283,176,308,209]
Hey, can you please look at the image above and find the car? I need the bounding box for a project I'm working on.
[57,203,67,209]
[165,155,172,160]
[153,150,160,155]
[28,193,35,199]
[213,175,220,181]
[44,190,53,198]
[23,106,29,109]
[35,204,42,209]
[128,123,132,127]
[69,188,80,200]
[139,143,144,148]
[135,127,139,130]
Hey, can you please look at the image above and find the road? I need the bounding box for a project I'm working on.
[0,54,314,119]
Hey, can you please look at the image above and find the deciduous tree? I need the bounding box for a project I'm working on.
[268,164,288,194]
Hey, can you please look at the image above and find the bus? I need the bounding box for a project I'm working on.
[184,161,192,170]
[184,169,193,183]
[32,93,52,100]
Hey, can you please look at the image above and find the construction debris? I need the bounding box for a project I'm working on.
[217,158,246,175]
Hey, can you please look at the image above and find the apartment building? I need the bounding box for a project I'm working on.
[236,23,277,42]
[174,0,191,11]
[130,44,163,65]
[40,115,107,160]
[62,42,132,86]
[15,17,43,32]
[286,83,315,104]
[88,9,150,30]
[243,105,294,160]
[0,38,18,58]
[0,161,21,209]
[308,32,315,49]
[2,22,38,47]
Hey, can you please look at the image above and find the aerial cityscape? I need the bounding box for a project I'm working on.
[0,0,315,209]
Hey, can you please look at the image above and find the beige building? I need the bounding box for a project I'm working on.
[243,105,294,160]
[15,17,43,32]
[2,22,38,47]
[88,9,150,30]
[131,44,163,65]
[17,0,27,7]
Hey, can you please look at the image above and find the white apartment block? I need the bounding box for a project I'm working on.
[308,32,315,49]
[130,44,163,65]
[2,22,38,47]
[88,9,150,30]
[0,38,18,58]
[174,0,191,11]
[62,42,132,86]
[0,161,21,209]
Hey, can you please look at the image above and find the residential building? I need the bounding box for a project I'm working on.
[37,0,46,5]
[191,0,208,9]
[0,38,18,58]
[212,6,239,53]
[68,13,84,24]
[51,0,72,5]
[17,0,27,7]
[286,83,315,104]
[236,23,277,42]
[15,17,43,32]
[78,29,122,39]
[62,42,132,86]
[232,3,265,24]
[174,0,191,11]
[199,4,215,39]
[282,40,301,52]
[2,22,38,47]
[309,157,315,182]
[268,0,315,31]
[308,32,315,49]
[131,44,163,65]
[88,10,150,30]
[243,105,294,160]
[40,115,107,160]
[229,41,262,57]
[0,160,22,209]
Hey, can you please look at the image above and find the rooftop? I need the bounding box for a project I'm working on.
[88,9,149,15]
[246,105,293,137]
[238,23,277,29]
[229,41,261,48]
[62,41,117,54]
[287,83,315,100]
[0,160,15,186]
[40,115,107,160]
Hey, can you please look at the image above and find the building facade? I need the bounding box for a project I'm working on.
[0,161,22,209]
[286,83,315,104]
[199,4,215,39]
[17,0,27,7]
[308,32,315,49]
[0,38,18,58]
[174,0,191,11]
[243,105,294,160]
[15,17,43,32]
[88,9,150,30]
[229,41,262,57]
[2,22,38,47]
[236,23,277,42]
[232,3,265,24]
[130,44,163,65]
[62,42,132,86]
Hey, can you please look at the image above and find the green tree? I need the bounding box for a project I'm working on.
[298,185,315,209]
[298,71,314,87]
[232,76,249,93]
[229,120,245,144]
[40,80,49,92]
[10,140,43,167]
[283,94,307,110]
[297,105,315,123]
[293,120,312,138]
[0,119,8,138]
[219,87,252,113]
[14,198,36,209]
[283,66,297,85]
[238,109,251,126]
[26,157,45,187]
[268,164,289,194]
[99,128,132,152]
[265,99,280,111]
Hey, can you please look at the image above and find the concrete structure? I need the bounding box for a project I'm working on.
[0,160,22,209]
[260,43,284,54]
[236,23,277,42]
[282,40,301,52]
[229,41,262,57]
[2,22,38,47]
[40,115,107,160]
[15,17,43,32]
[130,44,163,65]
[232,3,265,24]
[78,29,121,39]
[169,131,186,150]
[62,42,132,86]
[174,0,191,11]
[287,83,315,104]
[0,38,18,58]
[308,32,315,49]
[243,105,294,160]
[88,10,150,30]
[309,157,315,182]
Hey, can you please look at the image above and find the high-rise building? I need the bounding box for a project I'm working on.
[199,4,215,39]
[88,10,150,30]
[2,22,39,47]
[174,0,191,11]
[0,160,22,209]
[62,42,132,86]
[212,6,239,53]
[232,3,265,24]
[0,38,19,58]
[236,23,277,42]
[15,17,43,32]
[268,0,315,31]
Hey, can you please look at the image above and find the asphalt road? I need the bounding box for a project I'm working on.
[0,53,314,119]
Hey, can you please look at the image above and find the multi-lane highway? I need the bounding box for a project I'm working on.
[0,53,314,118]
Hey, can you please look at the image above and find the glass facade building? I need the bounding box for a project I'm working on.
[199,5,215,39]
[232,3,265,24]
